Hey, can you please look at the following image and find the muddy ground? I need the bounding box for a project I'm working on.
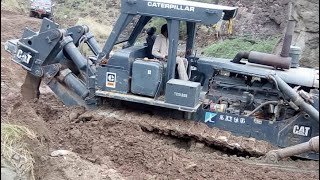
[1,10,319,180]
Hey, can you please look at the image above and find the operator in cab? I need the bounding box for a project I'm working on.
[152,24,189,81]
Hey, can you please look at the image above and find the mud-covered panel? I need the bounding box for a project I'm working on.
[196,109,253,138]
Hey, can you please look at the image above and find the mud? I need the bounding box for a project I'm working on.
[1,9,319,180]
[28,96,320,179]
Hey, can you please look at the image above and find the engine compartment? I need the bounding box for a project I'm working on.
[205,71,295,121]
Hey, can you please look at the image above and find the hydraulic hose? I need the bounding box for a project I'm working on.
[268,73,319,122]
[266,136,319,162]
[246,101,278,117]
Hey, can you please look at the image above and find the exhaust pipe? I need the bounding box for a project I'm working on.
[231,52,249,64]
[231,51,291,69]
[248,52,291,69]
[231,20,296,69]
[280,20,295,58]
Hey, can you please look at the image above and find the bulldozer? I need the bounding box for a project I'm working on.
[4,0,319,161]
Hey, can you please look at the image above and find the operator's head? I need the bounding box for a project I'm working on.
[161,24,168,38]
[147,27,156,36]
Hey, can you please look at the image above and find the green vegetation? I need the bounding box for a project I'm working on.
[145,18,188,38]
[145,17,167,34]
[202,37,280,59]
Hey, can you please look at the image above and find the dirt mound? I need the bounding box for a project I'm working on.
[1,9,41,110]
[29,96,318,180]
[222,0,290,37]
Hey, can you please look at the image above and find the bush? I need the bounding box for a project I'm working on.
[202,37,280,59]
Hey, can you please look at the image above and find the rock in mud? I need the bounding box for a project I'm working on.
[12,154,21,162]
[222,154,229,157]
[77,112,103,123]
[50,150,72,157]
[69,112,80,121]
[70,129,82,138]
[185,163,197,170]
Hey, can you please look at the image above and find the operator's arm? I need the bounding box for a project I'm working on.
[152,36,164,59]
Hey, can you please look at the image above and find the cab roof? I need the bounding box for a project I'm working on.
[121,0,238,25]
[147,0,237,11]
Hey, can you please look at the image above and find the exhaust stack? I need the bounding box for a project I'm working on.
[280,20,295,58]
[232,20,296,70]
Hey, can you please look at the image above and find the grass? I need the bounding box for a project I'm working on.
[76,17,113,56]
[1,0,29,13]
[1,123,37,180]
[53,0,118,23]
[52,0,118,55]
[76,17,112,43]
[202,36,280,59]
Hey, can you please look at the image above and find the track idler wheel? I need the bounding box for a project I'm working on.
[21,72,42,100]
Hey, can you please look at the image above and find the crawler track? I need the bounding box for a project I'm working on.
[132,116,275,156]
[90,109,276,157]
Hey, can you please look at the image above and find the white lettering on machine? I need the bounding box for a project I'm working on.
[293,125,310,137]
[17,49,32,64]
[147,2,195,12]
[174,92,188,98]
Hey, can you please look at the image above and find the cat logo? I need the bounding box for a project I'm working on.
[106,72,116,88]
[16,49,32,64]
[293,125,311,137]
